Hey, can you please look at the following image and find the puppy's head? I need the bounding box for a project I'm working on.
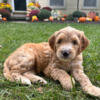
[49,26,89,62]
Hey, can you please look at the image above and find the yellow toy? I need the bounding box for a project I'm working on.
[32,16,38,22]
[86,17,92,21]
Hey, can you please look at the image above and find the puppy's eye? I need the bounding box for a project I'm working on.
[57,39,62,44]
[72,40,78,45]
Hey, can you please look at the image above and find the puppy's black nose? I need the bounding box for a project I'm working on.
[62,50,69,58]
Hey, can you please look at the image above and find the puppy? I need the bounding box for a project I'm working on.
[3,26,100,97]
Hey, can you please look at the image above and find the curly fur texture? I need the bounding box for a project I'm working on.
[3,26,100,97]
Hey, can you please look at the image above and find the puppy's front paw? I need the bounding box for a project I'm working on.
[83,85,100,97]
[61,77,75,91]
[38,78,47,85]
[22,79,32,85]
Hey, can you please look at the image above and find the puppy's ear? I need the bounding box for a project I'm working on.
[49,34,56,50]
[78,32,89,53]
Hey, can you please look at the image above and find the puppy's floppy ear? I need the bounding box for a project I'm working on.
[49,31,60,50]
[49,34,56,50]
[79,32,89,53]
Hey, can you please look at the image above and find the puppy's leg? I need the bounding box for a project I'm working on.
[12,73,31,85]
[71,65,100,97]
[23,71,47,85]
[44,67,74,90]
[4,49,36,85]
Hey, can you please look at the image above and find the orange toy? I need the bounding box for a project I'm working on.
[61,17,65,21]
[49,16,54,21]
[2,17,7,21]
[94,16,100,21]
[35,17,38,21]
[78,17,86,22]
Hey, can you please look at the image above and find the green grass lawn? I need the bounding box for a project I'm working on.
[0,22,100,100]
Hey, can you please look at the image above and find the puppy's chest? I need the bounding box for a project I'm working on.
[56,61,71,71]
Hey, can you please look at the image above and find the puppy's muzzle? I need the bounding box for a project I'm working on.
[61,50,70,58]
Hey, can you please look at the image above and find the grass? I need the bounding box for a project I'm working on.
[0,22,100,100]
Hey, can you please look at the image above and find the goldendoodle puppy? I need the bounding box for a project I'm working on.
[3,26,100,97]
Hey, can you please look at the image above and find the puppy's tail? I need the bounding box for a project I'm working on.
[3,60,13,81]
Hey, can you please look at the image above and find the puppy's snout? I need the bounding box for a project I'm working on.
[61,50,70,58]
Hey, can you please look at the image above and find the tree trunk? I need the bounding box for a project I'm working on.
[77,0,79,11]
